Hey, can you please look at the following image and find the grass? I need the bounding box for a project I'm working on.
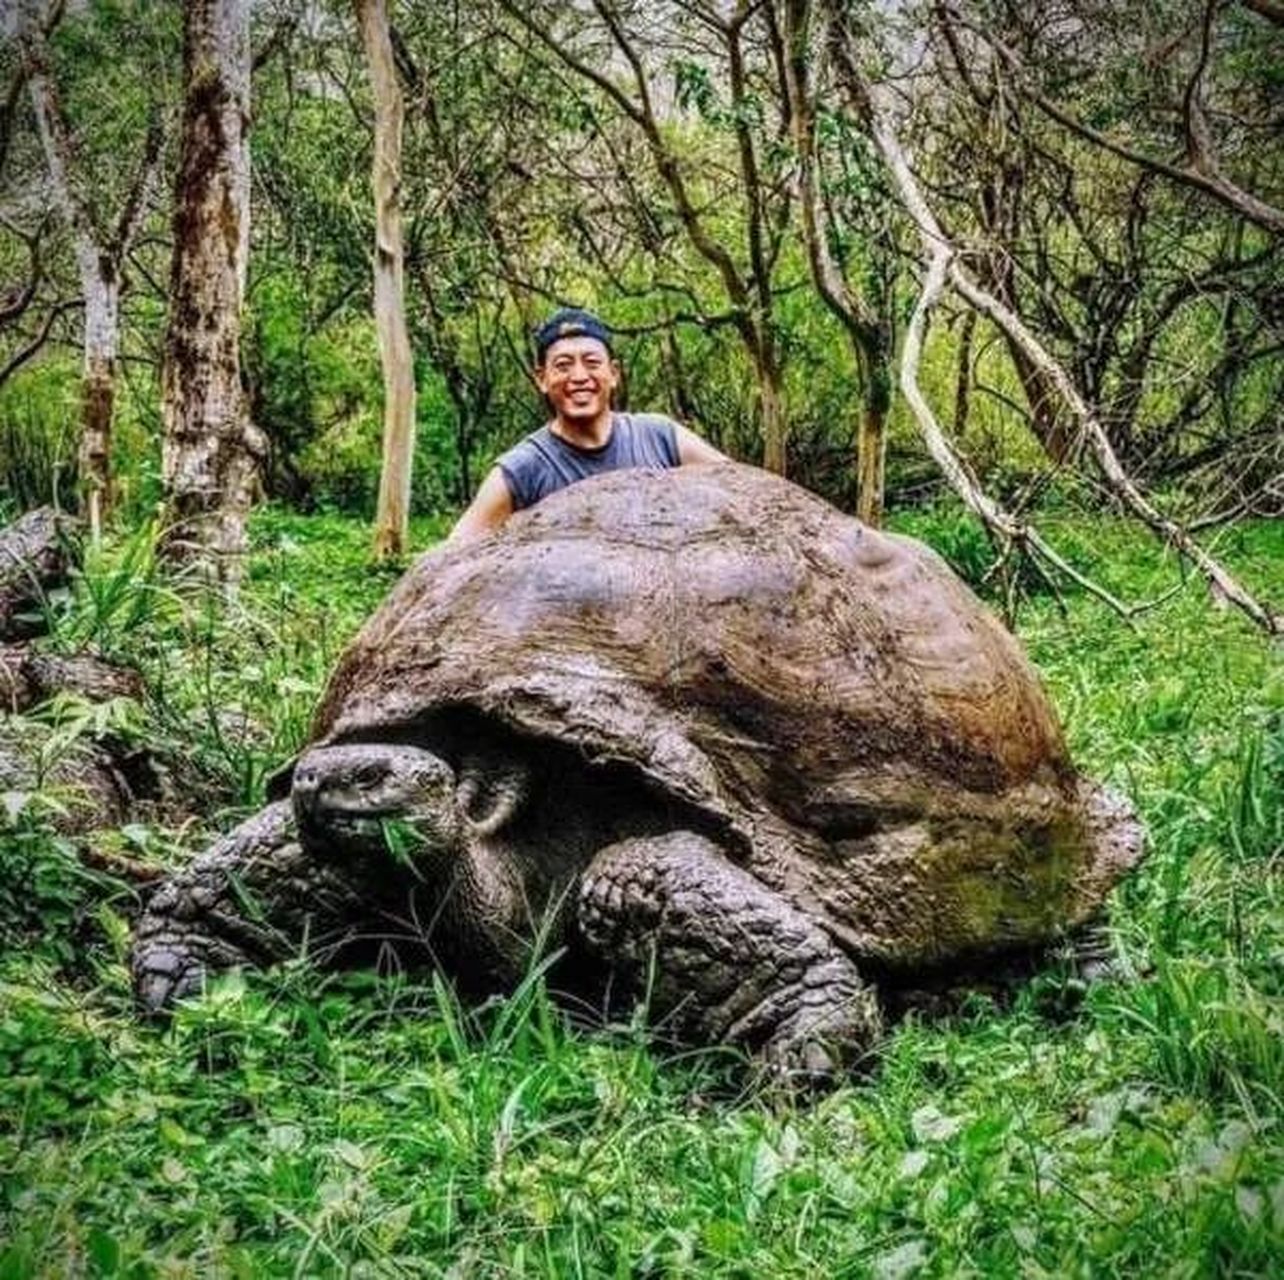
[1,505,1282,1277]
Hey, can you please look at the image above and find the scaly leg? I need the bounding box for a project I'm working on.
[131,801,376,1012]
[578,831,883,1084]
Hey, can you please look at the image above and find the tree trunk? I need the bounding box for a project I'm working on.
[779,0,891,519]
[755,336,788,475]
[356,0,416,561]
[1006,337,1077,463]
[160,0,261,581]
[78,246,118,541]
[855,399,886,526]
[25,52,122,540]
[853,336,891,525]
[954,311,975,440]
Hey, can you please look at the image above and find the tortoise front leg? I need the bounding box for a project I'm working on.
[131,801,374,1012]
[578,831,883,1084]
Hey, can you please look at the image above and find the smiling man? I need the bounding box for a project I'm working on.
[448,308,726,542]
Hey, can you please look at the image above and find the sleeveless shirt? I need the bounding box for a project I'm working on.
[496,412,681,512]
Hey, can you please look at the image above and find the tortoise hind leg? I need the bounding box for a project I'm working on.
[578,831,883,1084]
[131,801,374,1012]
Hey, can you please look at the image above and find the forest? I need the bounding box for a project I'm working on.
[1,0,1281,1275]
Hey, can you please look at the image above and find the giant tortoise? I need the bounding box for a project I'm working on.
[132,464,1143,1078]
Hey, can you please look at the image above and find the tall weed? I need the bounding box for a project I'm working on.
[0,363,79,516]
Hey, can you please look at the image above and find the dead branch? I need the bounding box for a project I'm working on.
[777,0,893,520]
[0,297,80,387]
[22,31,100,244]
[1,0,65,175]
[110,107,164,262]
[0,214,46,327]
[79,843,165,885]
[832,37,1283,636]
[899,214,1140,622]
[962,13,1284,238]
[252,10,300,72]
[1239,0,1284,27]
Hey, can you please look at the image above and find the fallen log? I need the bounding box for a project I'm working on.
[0,642,144,714]
[0,507,74,639]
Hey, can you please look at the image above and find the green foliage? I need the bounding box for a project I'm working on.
[44,518,178,655]
[0,361,79,518]
[0,793,93,953]
[0,711,139,965]
[2,511,1282,1274]
[3,0,1279,536]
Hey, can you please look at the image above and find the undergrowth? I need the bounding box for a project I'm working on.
[1,505,1281,1277]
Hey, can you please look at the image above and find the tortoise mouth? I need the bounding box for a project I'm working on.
[291,742,461,859]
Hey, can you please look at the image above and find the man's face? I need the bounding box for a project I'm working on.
[535,336,619,424]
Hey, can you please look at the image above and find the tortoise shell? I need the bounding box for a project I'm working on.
[307,464,1142,965]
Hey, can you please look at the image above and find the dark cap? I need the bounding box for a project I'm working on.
[534,308,613,363]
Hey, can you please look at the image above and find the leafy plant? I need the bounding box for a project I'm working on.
[2,511,1283,1276]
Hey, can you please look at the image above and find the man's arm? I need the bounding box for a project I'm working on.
[674,422,728,465]
[447,467,514,543]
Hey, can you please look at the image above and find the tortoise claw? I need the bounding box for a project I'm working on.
[132,944,206,1016]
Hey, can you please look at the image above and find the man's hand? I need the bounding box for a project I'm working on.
[449,425,725,543]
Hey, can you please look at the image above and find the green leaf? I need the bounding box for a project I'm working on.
[86,1228,120,1276]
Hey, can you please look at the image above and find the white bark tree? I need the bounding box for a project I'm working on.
[21,20,160,541]
[160,0,263,579]
[355,0,416,560]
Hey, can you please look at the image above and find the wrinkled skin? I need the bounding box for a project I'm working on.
[133,735,883,1079]
[132,465,1144,1084]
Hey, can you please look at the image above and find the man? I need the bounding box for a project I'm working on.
[449,308,726,542]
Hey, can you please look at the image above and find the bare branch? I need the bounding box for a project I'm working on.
[0,214,47,327]
[23,29,101,244]
[80,842,165,885]
[899,207,1140,622]
[836,40,1283,634]
[1,0,65,173]
[0,297,80,387]
[252,11,299,72]
[966,15,1284,237]
[111,106,164,261]
[496,0,755,336]
[727,2,775,328]
[1239,0,1284,27]
[1181,0,1219,176]
[779,0,878,342]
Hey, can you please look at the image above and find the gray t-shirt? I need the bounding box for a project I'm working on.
[497,412,681,512]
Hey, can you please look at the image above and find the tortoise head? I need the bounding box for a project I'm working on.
[291,739,544,984]
[291,741,530,865]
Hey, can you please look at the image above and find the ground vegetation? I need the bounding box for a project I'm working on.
[0,0,1281,1271]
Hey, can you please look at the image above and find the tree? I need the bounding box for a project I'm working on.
[779,0,895,523]
[355,0,416,559]
[18,4,162,537]
[925,0,1282,506]
[823,2,1281,635]
[160,0,262,578]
